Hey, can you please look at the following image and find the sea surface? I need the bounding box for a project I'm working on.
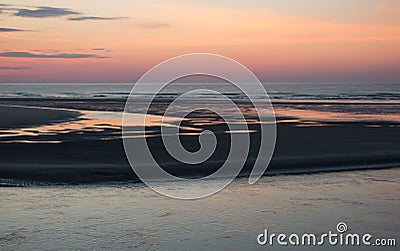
[0,82,399,101]
[1,168,399,250]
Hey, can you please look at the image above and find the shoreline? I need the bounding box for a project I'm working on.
[1,163,399,187]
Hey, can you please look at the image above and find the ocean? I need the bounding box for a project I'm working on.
[0,82,399,101]
[1,169,399,250]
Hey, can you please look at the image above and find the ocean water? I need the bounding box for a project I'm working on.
[0,82,399,101]
[1,168,399,250]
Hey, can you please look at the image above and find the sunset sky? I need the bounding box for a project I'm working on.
[1,0,399,83]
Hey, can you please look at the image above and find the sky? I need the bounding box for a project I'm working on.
[0,0,399,83]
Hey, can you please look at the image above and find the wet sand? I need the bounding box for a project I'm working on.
[0,103,399,184]
[0,105,80,129]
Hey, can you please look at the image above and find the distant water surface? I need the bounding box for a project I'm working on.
[0,82,399,101]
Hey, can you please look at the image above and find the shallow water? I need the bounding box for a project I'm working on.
[1,168,399,250]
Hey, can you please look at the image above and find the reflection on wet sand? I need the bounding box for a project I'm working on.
[0,110,162,143]
[0,107,261,143]
[1,103,399,184]
[0,103,399,143]
[274,106,400,126]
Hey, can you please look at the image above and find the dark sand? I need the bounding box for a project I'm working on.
[0,103,399,184]
[0,105,80,129]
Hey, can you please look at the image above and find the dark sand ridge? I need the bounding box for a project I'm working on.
[0,104,399,184]
[0,105,80,129]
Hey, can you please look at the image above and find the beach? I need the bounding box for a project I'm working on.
[0,97,399,185]
[0,105,80,129]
